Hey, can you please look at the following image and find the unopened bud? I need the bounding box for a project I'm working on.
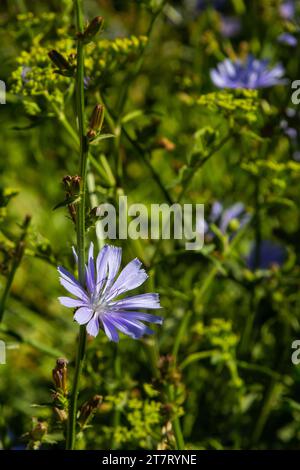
[52,357,68,395]
[228,218,240,232]
[48,50,74,77]
[23,214,32,228]
[82,16,104,43]
[87,104,104,139]
[79,394,103,426]
[48,50,70,70]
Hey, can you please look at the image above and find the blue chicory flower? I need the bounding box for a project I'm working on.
[210,55,286,89]
[58,243,163,342]
[246,240,286,270]
[277,32,298,46]
[280,0,295,20]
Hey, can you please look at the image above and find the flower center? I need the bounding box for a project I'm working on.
[93,296,109,317]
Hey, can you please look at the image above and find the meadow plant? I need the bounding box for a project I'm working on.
[1,0,300,452]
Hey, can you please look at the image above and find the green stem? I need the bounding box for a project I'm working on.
[51,102,106,251]
[173,417,185,450]
[173,220,249,363]
[172,310,192,360]
[239,178,261,355]
[180,350,219,370]
[0,216,30,323]
[178,133,232,203]
[116,1,167,116]
[0,264,18,324]
[122,128,174,205]
[99,92,173,205]
[0,324,64,358]
[172,264,218,363]
[150,133,232,264]
[168,385,185,450]
[51,101,78,143]
[66,0,88,450]
[111,350,122,450]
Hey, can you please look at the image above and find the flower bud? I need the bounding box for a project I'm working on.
[48,50,74,77]
[228,218,240,232]
[83,16,104,43]
[79,394,103,427]
[52,357,68,395]
[23,214,32,229]
[87,104,104,139]
[48,50,70,70]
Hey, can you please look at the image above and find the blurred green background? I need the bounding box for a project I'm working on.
[1,0,300,450]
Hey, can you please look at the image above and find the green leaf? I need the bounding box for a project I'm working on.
[89,133,115,146]
[0,187,19,208]
[52,195,81,210]
[121,109,144,124]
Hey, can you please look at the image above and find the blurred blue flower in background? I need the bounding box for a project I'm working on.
[220,15,241,37]
[210,55,286,89]
[200,201,251,240]
[280,108,300,160]
[247,240,286,270]
[277,32,298,46]
[21,66,31,84]
[280,0,295,20]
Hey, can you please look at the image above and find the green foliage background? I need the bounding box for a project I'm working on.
[1,0,300,450]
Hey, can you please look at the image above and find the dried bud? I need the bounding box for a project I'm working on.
[62,175,72,189]
[63,175,81,193]
[79,394,103,427]
[158,354,174,371]
[52,357,68,395]
[87,104,104,139]
[82,16,104,43]
[71,175,81,192]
